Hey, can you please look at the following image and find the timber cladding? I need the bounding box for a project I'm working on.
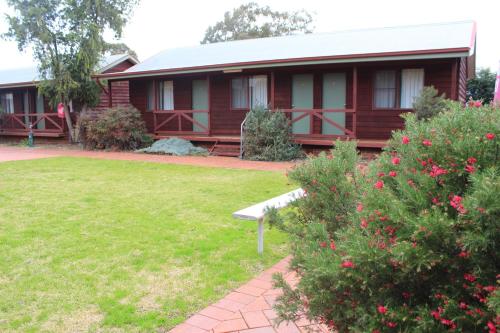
[118,58,460,140]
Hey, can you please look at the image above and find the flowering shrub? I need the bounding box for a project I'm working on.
[271,102,499,332]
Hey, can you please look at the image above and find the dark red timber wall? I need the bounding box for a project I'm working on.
[121,57,460,140]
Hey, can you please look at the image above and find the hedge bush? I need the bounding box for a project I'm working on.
[78,106,150,150]
[242,107,303,161]
[270,101,499,332]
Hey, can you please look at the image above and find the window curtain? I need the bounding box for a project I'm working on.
[231,78,248,109]
[374,70,396,108]
[147,81,154,111]
[0,93,14,113]
[160,80,174,110]
[400,69,424,108]
[249,75,268,109]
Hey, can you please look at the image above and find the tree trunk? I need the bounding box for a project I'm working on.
[64,103,74,143]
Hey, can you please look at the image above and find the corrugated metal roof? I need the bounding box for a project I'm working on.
[124,21,475,76]
[0,53,137,87]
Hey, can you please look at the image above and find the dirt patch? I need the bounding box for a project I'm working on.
[41,306,104,333]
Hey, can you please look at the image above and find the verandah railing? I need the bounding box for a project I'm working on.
[153,110,210,135]
[0,113,65,135]
[153,108,355,139]
[278,108,356,138]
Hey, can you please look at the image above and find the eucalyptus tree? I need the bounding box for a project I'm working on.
[201,2,313,44]
[4,0,138,141]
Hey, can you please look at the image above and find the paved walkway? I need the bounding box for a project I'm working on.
[169,257,327,333]
[0,145,294,171]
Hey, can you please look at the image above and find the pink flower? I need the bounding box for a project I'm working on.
[356,203,363,212]
[429,165,447,178]
[458,251,470,258]
[319,241,327,248]
[464,273,476,282]
[386,321,397,328]
[330,241,336,250]
[360,218,368,229]
[474,100,482,107]
[486,133,495,140]
[374,180,384,189]
[487,321,496,333]
[341,260,354,268]
[402,136,410,144]
[422,139,432,147]
[389,171,397,177]
[432,197,440,204]
[467,157,477,164]
[377,305,387,314]
[391,157,400,165]
[459,302,468,310]
[465,164,475,174]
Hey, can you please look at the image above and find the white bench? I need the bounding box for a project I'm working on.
[232,188,305,254]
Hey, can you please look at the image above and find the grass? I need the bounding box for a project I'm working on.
[0,157,293,332]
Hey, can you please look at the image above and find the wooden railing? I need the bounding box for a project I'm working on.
[0,113,65,135]
[153,110,210,135]
[278,109,356,138]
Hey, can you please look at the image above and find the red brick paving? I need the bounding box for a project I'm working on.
[0,145,295,171]
[168,257,330,333]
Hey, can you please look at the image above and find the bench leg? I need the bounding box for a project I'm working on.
[258,217,264,255]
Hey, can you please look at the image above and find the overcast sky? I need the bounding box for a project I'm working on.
[0,0,498,71]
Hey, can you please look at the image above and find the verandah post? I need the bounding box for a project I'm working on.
[258,217,264,255]
[153,80,158,133]
[352,66,358,138]
[270,71,275,110]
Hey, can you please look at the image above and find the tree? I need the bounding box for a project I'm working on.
[106,42,139,60]
[4,0,138,142]
[467,68,496,104]
[201,2,313,44]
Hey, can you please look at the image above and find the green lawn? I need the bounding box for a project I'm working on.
[0,157,292,332]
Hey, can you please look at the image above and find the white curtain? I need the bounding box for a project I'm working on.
[400,69,424,108]
[147,81,154,111]
[249,75,268,109]
[374,70,396,108]
[1,93,14,113]
[161,80,174,110]
[231,78,248,109]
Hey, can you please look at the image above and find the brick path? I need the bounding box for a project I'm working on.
[169,257,328,333]
[0,145,295,171]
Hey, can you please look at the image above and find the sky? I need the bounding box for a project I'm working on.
[0,0,499,71]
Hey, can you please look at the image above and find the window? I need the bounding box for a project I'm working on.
[231,75,268,109]
[0,93,14,113]
[400,69,424,108]
[373,69,425,109]
[146,81,154,111]
[249,75,268,109]
[231,78,249,109]
[158,81,174,110]
[374,70,396,108]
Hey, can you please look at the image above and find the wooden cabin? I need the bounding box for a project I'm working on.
[0,54,138,139]
[95,21,476,155]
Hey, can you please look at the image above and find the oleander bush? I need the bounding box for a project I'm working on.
[78,106,150,150]
[242,107,304,161]
[270,101,499,332]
